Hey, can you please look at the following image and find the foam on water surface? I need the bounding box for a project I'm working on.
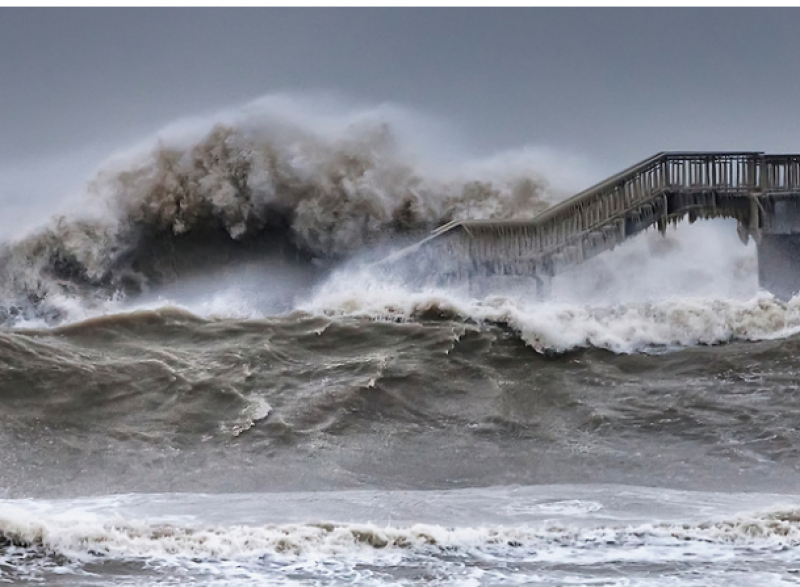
[1,485,799,586]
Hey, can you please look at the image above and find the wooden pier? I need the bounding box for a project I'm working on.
[390,152,800,299]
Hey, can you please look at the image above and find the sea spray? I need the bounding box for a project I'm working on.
[301,272,796,354]
[0,96,562,326]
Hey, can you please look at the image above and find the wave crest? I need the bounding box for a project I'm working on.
[3,505,800,565]
[0,100,557,325]
[303,276,800,353]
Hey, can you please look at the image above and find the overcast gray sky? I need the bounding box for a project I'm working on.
[1,8,799,229]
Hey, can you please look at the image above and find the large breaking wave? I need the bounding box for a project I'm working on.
[0,96,563,326]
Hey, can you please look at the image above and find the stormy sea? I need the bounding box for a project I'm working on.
[2,97,800,586]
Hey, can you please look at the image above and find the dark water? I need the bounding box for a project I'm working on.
[3,307,800,500]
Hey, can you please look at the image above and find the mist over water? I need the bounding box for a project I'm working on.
[2,94,800,586]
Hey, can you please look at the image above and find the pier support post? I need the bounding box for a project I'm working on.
[534,275,551,299]
[757,198,800,300]
[758,234,800,300]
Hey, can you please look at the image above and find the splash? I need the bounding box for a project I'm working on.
[0,95,561,326]
[301,242,796,355]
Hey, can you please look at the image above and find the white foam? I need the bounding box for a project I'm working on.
[300,263,800,354]
[3,486,799,585]
[230,396,272,437]
[11,237,797,356]
[2,500,800,573]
